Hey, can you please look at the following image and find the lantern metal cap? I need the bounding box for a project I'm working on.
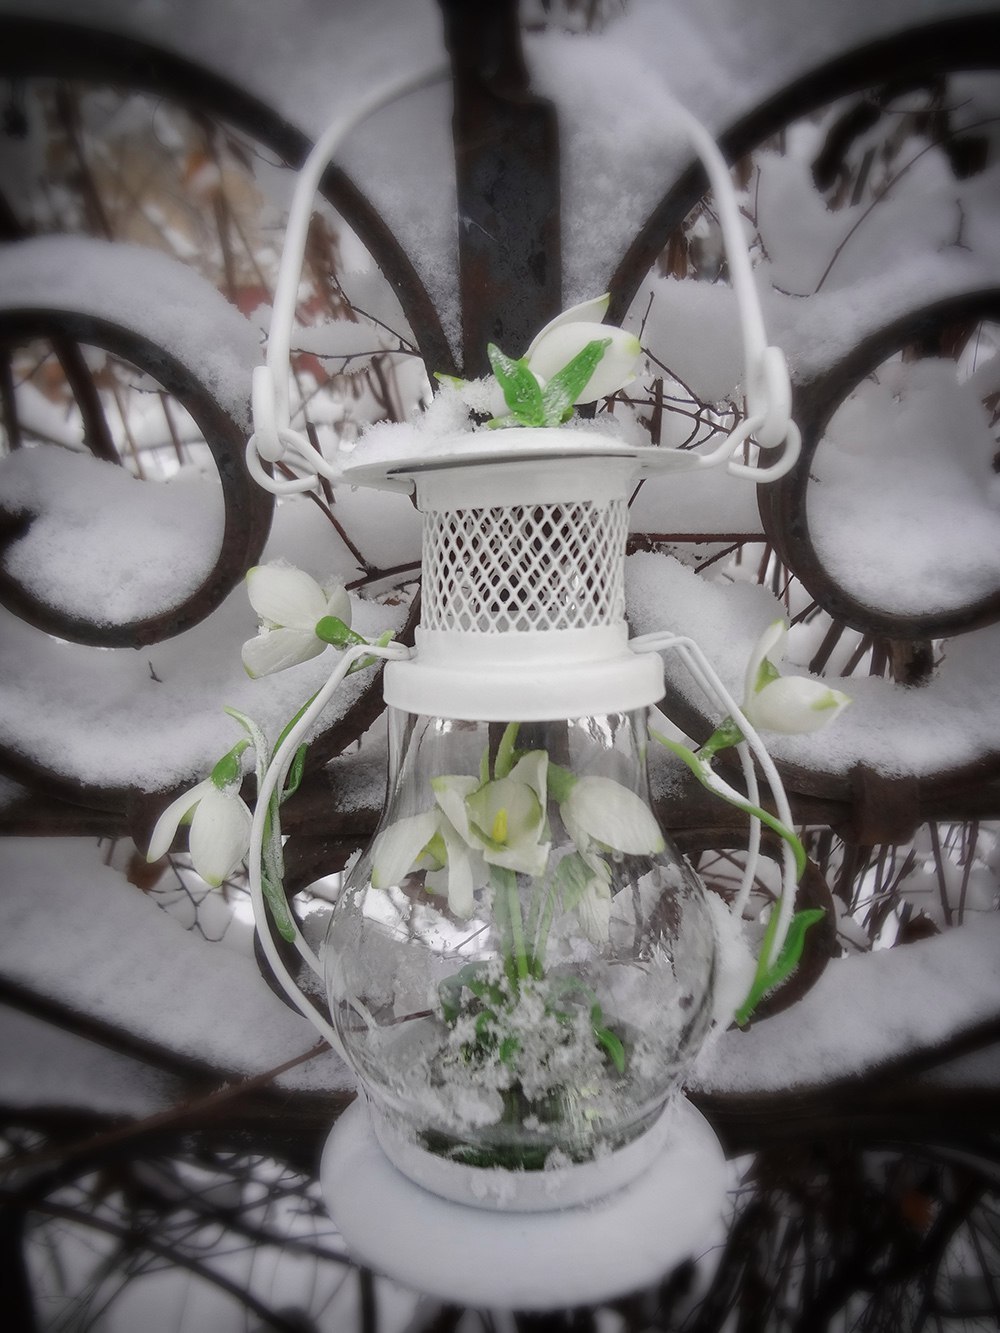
[338,426,704,494]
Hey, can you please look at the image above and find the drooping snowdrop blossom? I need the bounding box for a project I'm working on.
[559,774,665,858]
[241,563,352,678]
[146,766,252,888]
[523,294,642,404]
[742,620,851,735]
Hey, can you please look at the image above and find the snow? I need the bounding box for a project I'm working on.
[808,358,1000,617]
[693,913,1000,1093]
[0,837,351,1092]
[4,0,994,356]
[627,550,1000,778]
[0,494,412,790]
[0,1004,184,1116]
[0,237,259,424]
[0,7,997,1320]
[0,447,224,623]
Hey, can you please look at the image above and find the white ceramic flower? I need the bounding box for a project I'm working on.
[369,753,553,918]
[370,798,480,919]
[524,294,642,404]
[241,563,352,678]
[560,775,665,857]
[146,777,252,887]
[459,751,551,878]
[743,621,851,735]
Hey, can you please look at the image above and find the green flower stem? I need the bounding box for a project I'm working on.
[696,717,745,764]
[491,865,529,984]
[525,876,558,980]
[348,629,395,675]
[495,721,520,780]
[650,728,806,878]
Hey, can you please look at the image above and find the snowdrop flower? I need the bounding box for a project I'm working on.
[743,621,851,735]
[524,294,642,404]
[460,751,551,878]
[370,752,552,918]
[146,772,252,887]
[560,775,665,858]
[241,563,352,678]
[474,294,644,425]
[370,805,479,919]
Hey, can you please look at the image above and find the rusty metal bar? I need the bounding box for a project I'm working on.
[438,0,561,375]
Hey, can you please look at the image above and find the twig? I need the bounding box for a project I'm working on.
[0,1041,333,1179]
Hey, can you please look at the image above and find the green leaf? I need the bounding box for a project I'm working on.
[281,744,309,801]
[539,337,611,424]
[594,1025,626,1075]
[223,707,271,774]
[274,691,319,756]
[346,629,395,676]
[697,716,745,763]
[262,870,297,943]
[553,852,597,911]
[487,344,544,426]
[772,907,826,986]
[734,907,825,1025]
[498,1035,520,1065]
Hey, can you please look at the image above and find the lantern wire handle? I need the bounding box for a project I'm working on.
[630,631,797,969]
[246,61,800,492]
[654,93,800,477]
[246,60,449,493]
[247,640,413,1058]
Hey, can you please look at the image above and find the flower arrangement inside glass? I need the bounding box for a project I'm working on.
[150,298,847,1204]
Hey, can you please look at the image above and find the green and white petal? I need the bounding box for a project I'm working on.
[506,750,548,810]
[241,627,326,678]
[246,564,329,629]
[431,774,480,848]
[561,776,665,855]
[439,823,477,918]
[468,774,541,847]
[322,583,352,629]
[525,295,611,357]
[146,778,213,862]
[744,619,787,701]
[371,809,440,890]
[489,837,551,880]
[526,322,642,402]
[746,676,852,735]
[188,786,252,887]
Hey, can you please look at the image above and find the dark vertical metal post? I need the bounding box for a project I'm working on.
[438,0,561,376]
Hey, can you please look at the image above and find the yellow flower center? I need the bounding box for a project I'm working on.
[491,807,508,844]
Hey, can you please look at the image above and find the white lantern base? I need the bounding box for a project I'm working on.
[320,1096,729,1312]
